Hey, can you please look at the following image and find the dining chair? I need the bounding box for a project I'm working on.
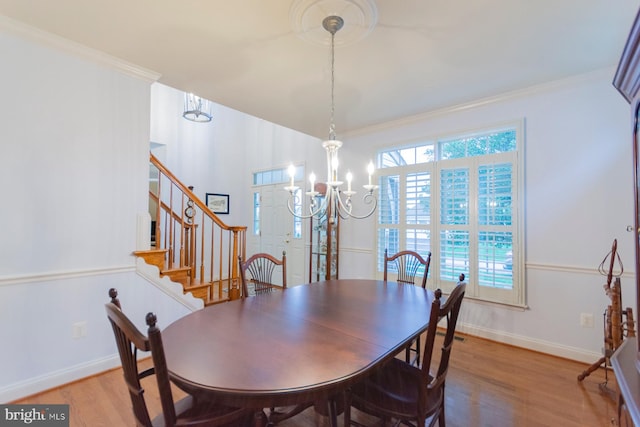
[105,288,251,427]
[344,276,467,427]
[239,251,287,297]
[384,249,431,288]
[384,248,432,366]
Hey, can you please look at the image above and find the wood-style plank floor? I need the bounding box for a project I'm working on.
[13,333,620,426]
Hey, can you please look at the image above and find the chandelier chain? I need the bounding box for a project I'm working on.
[329,29,336,141]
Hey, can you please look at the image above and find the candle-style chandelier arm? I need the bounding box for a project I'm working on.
[333,186,379,220]
[285,186,329,219]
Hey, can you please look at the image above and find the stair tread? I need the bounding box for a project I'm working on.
[133,248,167,255]
[161,266,191,273]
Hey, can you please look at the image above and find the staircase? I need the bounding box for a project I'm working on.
[134,153,247,305]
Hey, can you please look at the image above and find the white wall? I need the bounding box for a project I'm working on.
[0,21,192,402]
[338,68,636,361]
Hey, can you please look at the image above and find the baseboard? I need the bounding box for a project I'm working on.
[457,322,602,364]
[0,355,121,403]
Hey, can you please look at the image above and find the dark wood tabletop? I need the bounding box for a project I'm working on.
[162,279,434,424]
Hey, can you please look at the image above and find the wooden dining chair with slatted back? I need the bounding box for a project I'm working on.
[344,275,466,427]
[105,288,252,427]
[384,248,432,366]
[239,251,287,298]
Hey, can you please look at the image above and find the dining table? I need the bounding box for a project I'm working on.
[161,278,435,427]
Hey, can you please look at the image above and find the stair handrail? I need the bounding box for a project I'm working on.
[151,153,235,229]
[149,153,247,302]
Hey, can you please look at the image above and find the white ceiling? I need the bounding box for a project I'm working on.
[0,0,638,139]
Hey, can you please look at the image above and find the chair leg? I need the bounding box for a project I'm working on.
[406,336,421,366]
[343,391,352,426]
[439,384,446,427]
[252,410,269,427]
[438,402,446,427]
[327,399,338,427]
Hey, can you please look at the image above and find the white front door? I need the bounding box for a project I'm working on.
[250,185,305,286]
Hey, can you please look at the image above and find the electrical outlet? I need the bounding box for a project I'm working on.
[72,321,87,338]
[580,313,594,328]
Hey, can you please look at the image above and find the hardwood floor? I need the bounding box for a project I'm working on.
[13,333,620,426]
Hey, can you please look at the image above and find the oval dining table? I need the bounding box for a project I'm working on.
[161,279,435,427]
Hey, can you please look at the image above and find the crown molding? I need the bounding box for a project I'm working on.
[345,67,617,138]
[0,14,161,82]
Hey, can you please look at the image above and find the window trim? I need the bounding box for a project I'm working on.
[375,120,525,308]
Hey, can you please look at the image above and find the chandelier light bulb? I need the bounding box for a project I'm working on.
[367,161,375,186]
[288,164,296,188]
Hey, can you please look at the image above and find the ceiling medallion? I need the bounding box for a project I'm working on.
[289,0,378,47]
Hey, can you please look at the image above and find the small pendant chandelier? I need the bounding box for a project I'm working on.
[183,93,212,122]
[286,15,378,223]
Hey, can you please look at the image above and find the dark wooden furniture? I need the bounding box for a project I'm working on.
[579,239,635,386]
[384,249,432,365]
[344,279,466,427]
[612,338,640,426]
[612,6,640,425]
[104,289,251,427]
[161,279,436,427]
[239,251,287,297]
[309,183,339,282]
[383,249,432,288]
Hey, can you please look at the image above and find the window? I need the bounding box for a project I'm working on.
[376,123,523,306]
[252,192,260,236]
[253,166,303,186]
[292,188,302,239]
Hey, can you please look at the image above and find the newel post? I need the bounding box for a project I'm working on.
[228,227,246,300]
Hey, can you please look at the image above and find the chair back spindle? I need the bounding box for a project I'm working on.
[239,251,287,297]
[383,249,431,288]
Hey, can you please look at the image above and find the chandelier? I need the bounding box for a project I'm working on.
[183,93,212,122]
[286,15,378,223]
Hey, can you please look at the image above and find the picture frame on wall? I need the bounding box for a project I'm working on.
[206,193,229,214]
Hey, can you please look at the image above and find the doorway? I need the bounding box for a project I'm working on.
[248,184,305,286]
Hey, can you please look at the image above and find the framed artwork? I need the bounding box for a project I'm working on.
[206,193,229,214]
